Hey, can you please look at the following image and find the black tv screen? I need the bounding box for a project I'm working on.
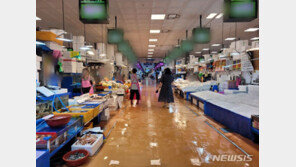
[79,0,109,24]
[223,0,258,22]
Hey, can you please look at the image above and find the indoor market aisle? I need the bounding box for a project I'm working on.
[83,82,259,167]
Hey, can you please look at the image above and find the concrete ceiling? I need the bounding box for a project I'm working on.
[37,0,259,58]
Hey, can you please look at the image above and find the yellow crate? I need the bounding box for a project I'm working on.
[92,104,104,117]
[36,31,63,45]
[54,109,94,124]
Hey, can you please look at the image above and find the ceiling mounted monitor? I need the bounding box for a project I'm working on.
[108,29,124,44]
[181,39,194,52]
[192,28,211,44]
[223,0,258,22]
[79,0,109,24]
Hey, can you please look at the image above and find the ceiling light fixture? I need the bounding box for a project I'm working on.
[203,48,209,50]
[245,28,259,32]
[56,37,73,42]
[211,51,218,54]
[206,13,217,19]
[166,14,180,20]
[195,52,201,54]
[148,55,153,57]
[36,16,41,21]
[251,37,259,40]
[148,49,154,51]
[149,39,158,42]
[215,13,223,19]
[148,52,153,54]
[150,30,161,33]
[151,14,166,20]
[36,41,45,45]
[148,45,156,47]
[85,45,93,48]
[80,46,90,50]
[87,51,94,55]
[225,37,236,41]
[212,44,221,46]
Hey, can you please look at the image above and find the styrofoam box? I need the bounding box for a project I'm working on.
[36,56,42,62]
[252,41,259,48]
[238,85,248,92]
[71,134,103,156]
[199,102,204,110]
[45,41,63,51]
[36,62,41,70]
[101,108,110,121]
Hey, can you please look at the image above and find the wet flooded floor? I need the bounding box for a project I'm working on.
[82,82,259,167]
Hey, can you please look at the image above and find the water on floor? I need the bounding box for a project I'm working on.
[81,82,259,167]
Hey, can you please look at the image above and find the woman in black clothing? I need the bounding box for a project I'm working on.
[157,68,174,108]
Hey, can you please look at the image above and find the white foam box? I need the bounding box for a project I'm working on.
[36,56,42,62]
[45,41,63,51]
[101,108,110,121]
[238,85,248,92]
[36,61,41,70]
[71,134,103,156]
[73,36,85,44]
[199,101,204,110]
[252,41,259,48]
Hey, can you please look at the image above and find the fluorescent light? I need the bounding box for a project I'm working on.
[148,52,153,54]
[211,51,217,54]
[148,55,153,57]
[215,13,223,19]
[247,47,259,51]
[151,14,166,20]
[87,51,94,55]
[148,49,154,51]
[225,37,235,41]
[80,46,90,50]
[150,30,161,33]
[149,39,158,42]
[195,52,201,54]
[203,48,209,50]
[212,44,220,46]
[36,41,45,45]
[56,37,73,42]
[85,45,93,48]
[206,13,217,19]
[251,37,259,40]
[148,45,156,47]
[245,28,259,32]
[36,16,41,21]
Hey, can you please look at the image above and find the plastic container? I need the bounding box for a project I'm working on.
[54,108,94,124]
[63,149,89,166]
[71,134,103,156]
[45,115,71,128]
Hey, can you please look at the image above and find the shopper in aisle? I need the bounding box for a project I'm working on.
[157,68,174,108]
[81,68,95,94]
[130,68,140,105]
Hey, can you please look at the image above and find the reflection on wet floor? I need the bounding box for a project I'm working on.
[81,83,259,167]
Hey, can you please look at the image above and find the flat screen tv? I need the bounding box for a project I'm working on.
[192,28,211,44]
[79,0,109,24]
[223,0,258,22]
[108,29,124,44]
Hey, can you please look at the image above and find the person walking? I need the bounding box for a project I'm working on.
[157,68,174,108]
[130,68,140,105]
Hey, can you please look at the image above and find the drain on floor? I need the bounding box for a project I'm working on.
[184,105,199,117]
